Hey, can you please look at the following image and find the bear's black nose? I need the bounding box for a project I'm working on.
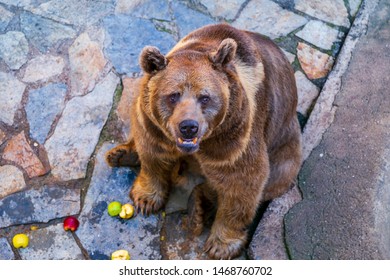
[179,119,199,139]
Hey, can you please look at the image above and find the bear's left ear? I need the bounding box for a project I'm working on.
[139,46,167,74]
[210,38,237,67]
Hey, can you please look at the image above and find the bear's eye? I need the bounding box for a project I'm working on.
[199,95,210,106]
[168,92,180,104]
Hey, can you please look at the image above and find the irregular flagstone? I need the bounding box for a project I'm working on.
[18,224,84,260]
[2,132,47,178]
[295,71,320,116]
[45,72,118,181]
[295,0,350,28]
[0,6,14,32]
[296,20,341,50]
[199,0,246,20]
[0,71,26,126]
[0,185,80,228]
[115,0,141,14]
[171,1,216,39]
[69,32,108,97]
[26,83,67,144]
[161,212,209,260]
[349,0,363,17]
[28,0,115,26]
[162,211,246,260]
[103,15,175,74]
[76,142,161,260]
[117,77,139,139]
[0,0,36,7]
[22,55,65,83]
[0,31,29,70]
[0,165,26,199]
[0,237,15,260]
[115,0,170,21]
[233,0,307,39]
[282,49,295,64]
[248,185,301,260]
[297,42,334,80]
[20,12,77,52]
[0,129,6,145]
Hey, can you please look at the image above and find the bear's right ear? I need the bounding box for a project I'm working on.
[139,46,167,74]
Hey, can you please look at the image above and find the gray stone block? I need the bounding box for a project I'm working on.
[76,142,161,260]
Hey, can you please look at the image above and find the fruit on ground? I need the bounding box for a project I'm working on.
[119,204,134,219]
[63,216,80,231]
[107,201,122,216]
[111,249,130,260]
[12,233,29,249]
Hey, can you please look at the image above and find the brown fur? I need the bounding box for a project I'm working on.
[106,23,302,259]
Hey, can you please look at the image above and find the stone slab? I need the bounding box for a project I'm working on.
[285,0,389,259]
[103,15,175,74]
[26,83,67,144]
[0,129,6,145]
[0,185,80,228]
[171,1,216,39]
[282,49,295,64]
[18,224,84,260]
[295,0,350,27]
[117,77,139,139]
[0,6,14,32]
[45,72,118,181]
[0,31,29,70]
[115,0,170,21]
[233,0,307,39]
[0,165,26,199]
[297,42,334,80]
[0,71,26,126]
[161,212,209,260]
[295,71,320,116]
[20,12,76,52]
[2,132,47,178]
[76,142,161,260]
[296,20,341,50]
[27,0,115,26]
[22,55,65,83]
[0,237,15,260]
[199,0,245,20]
[69,32,108,97]
[349,0,363,17]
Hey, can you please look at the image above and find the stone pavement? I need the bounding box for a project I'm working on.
[285,0,390,259]
[0,0,367,259]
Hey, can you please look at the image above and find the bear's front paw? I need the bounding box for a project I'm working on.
[130,178,166,216]
[106,147,127,167]
[204,232,246,260]
[105,144,140,167]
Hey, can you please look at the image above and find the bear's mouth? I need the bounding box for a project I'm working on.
[176,137,199,154]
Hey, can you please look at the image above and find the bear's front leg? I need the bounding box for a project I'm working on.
[204,183,264,259]
[130,155,175,215]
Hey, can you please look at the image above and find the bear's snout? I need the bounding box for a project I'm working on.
[179,119,199,139]
[175,119,200,154]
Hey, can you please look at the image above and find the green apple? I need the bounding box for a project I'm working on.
[107,201,122,216]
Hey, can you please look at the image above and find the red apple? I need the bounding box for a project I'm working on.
[63,216,80,231]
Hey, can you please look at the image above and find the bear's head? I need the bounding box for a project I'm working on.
[139,39,238,154]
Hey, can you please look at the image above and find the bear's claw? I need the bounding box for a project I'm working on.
[130,180,166,216]
[204,235,245,260]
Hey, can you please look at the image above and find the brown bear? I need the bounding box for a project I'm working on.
[106,23,302,259]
